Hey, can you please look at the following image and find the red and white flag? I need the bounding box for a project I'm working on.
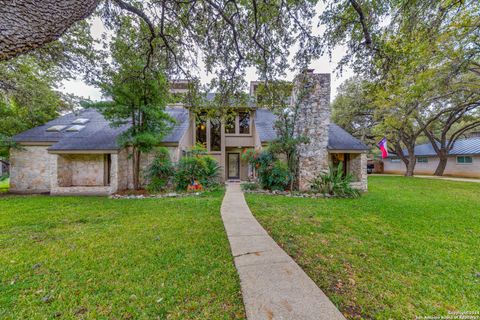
[377,137,389,159]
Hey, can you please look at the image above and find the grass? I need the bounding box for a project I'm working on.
[0,178,8,193]
[0,190,245,319]
[245,176,480,319]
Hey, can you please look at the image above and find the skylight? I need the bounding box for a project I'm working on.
[72,118,89,125]
[46,125,67,132]
[66,125,86,132]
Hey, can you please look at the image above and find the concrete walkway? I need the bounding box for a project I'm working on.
[221,183,345,320]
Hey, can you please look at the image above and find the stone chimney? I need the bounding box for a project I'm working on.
[293,71,331,190]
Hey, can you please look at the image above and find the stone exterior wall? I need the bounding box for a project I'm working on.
[349,153,368,191]
[116,150,129,191]
[293,72,331,190]
[56,154,105,187]
[9,145,54,193]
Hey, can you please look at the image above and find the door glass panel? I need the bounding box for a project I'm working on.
[228,153,239,178]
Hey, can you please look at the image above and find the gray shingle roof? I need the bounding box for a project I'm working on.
[255,109,369,151]
[328,123,369,151]
[13,108,190,151]
[396,138,480,156]
[255,109,278,142]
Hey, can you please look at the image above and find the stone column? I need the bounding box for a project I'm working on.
[348,153,368,191]
[293,71,331,191]
[110,154,119,194]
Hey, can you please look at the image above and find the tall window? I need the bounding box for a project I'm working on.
[196,115,207,147]
[225,115,236,134]
[239,112,250,134]
[210,119,221,151]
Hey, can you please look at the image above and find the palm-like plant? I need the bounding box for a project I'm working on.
[311,162,360,198]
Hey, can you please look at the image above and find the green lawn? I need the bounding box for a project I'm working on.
[0,191,245,319]
[0,178,8,193]
[246,176,480,319]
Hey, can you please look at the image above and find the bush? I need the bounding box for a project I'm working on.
[240,182,260,191]
[262,160,291,191]
[174,151,220,191]
[247,150,291,191]
[310,162,360,198]
[145,148,174,193]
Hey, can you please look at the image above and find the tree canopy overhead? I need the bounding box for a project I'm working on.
[1,0,321,91]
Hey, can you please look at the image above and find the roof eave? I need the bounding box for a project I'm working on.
[48,149,119,154]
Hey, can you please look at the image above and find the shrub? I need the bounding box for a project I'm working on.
[262,160,291,191]
[246,150,291,191]
[145,148,174,193]
[240,182,260,191]
[174,150,220,191]
[240,148,258,163]
[310,162,360,198]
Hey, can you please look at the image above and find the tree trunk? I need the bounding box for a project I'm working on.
[0,0,100,61]
[132,147,142,190]
[405,156,416,176]
[434,151,448,176]
[404,146,416,177]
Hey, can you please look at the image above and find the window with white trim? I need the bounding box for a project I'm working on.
[456,156,473,164]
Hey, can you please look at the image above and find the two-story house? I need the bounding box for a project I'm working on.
[9,71,368,195]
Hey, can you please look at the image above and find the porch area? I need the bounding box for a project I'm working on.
[50,153,121,195]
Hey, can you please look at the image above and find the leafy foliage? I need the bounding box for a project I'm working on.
[91,17,175,189]
[311,162,360,198]
[247,150,291,191]
[174,145,220,191]
[255,81,309,190]
[0,56,70,158]
[332,77,376,146]
[145,148,175,193]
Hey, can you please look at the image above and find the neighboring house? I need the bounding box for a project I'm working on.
[384,138,480,178]
[10,71,369,195]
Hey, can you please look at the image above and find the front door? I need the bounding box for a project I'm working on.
[228,153,240,179]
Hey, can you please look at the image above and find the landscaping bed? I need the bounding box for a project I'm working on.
[245,176,480,319]
[0,190,245,319]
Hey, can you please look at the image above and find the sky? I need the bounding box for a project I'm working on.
[60,4,352,102]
